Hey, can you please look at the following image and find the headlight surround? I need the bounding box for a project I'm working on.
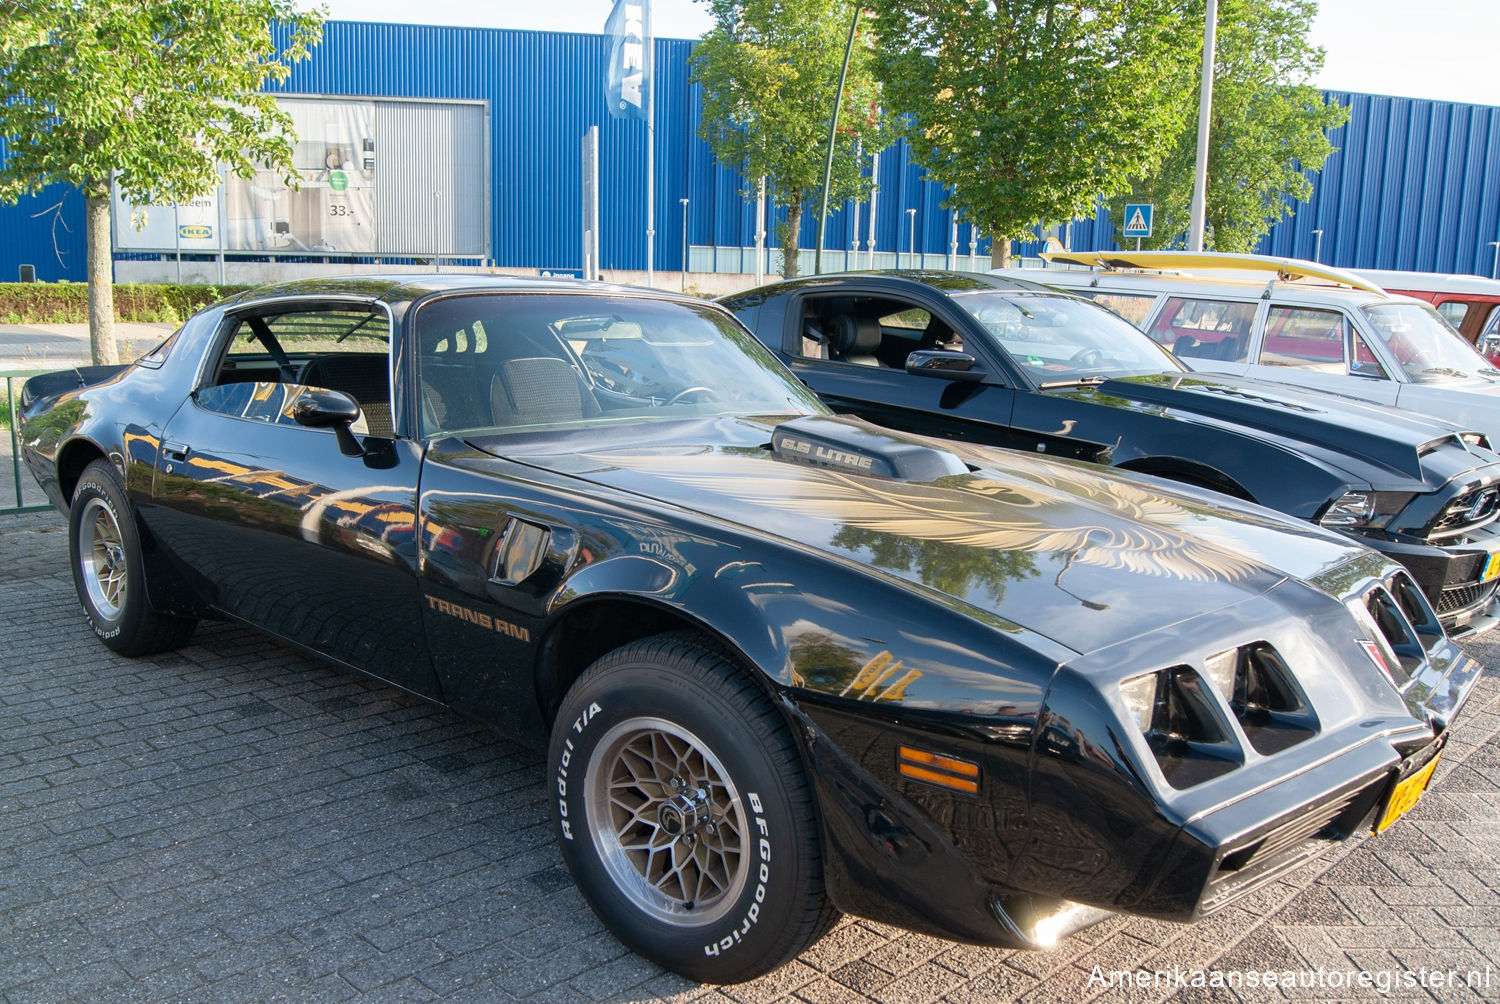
[1317,490,1414,530]
[1115,668,1241,788]
[1116,642,1321,784]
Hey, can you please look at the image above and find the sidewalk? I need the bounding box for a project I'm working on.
[0,322,174,373]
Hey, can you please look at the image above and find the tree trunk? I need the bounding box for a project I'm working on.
[780,191,803,279]
[85,193,118,366]
[988,235,1013,270]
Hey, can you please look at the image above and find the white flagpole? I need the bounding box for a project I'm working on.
[645,0,655,287]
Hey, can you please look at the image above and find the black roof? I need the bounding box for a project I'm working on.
[222,273,710,309]
[731,269,1069,299]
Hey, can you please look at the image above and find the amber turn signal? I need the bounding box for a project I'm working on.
[897,746,980,794]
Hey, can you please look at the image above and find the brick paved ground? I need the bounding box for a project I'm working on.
[3,510,1498,1003]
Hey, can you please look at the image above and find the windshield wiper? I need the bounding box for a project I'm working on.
[1039,375,1106,389]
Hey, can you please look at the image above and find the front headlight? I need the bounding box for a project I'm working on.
[1318,490,1414,530]
[1118,673,1158,732]
[1318,491,1372,527]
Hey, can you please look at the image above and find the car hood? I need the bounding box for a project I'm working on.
[1085,373,1487,481]
[478,415,1376,655]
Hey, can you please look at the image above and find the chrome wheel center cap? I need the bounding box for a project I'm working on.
[658,786,709,838]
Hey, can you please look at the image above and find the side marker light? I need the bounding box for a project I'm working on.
[897,746,980,794]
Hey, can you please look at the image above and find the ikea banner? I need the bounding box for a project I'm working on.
[604,0,651,120]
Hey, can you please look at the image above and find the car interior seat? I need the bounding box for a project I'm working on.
[297,354,394,437]
[831,315,883,366]
[491,357,602,426]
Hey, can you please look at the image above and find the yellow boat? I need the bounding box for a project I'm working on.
[1040,250,1387,295]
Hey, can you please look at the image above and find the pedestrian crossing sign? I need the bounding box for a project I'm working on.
[1123,203,1154,238]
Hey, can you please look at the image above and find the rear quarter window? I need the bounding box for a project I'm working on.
[1081,291,1156,328]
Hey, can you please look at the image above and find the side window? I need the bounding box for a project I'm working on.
[1436,301,1469,329]
[1149,296,1253,363]
[1260,307,1349,373]
[1349,327,1389,378]
[198,307,393,436]
[1479,307,1500,358]
[795,294,957,368]
[1082,291,1156,328]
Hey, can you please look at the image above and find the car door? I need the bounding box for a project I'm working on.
[144,299,439,697]
[1245,304,1399,406]
[770,288,1020,447]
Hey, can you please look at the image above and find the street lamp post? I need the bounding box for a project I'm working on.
[1188,0,1218,252]
[948,208,958,270]
[1312,229,1324,264]
[1490,241,1499,280]
[815,8,862,275]
[906,208,917,269]
[679,198,690,291]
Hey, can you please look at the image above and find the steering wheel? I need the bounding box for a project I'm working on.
[1069,347,1102,367]
[1404,349,1433,370]
[663,386,717,406]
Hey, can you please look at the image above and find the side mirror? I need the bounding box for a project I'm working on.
[291,388,366,456]
[906,349,987,382]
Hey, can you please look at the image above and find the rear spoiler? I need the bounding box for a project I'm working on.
[18,365,129,413]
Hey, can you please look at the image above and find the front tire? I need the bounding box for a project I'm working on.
[549,633,834,983]
[69,459,196,656]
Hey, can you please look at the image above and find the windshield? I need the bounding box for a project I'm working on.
[1361,301,1500,381]
[952,291,1182,383]
[413,293,824,436]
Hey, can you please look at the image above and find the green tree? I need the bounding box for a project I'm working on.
[0,1,323,364]
[690,0,887,278]
[870,1,1200,266]
[1111,0,1348,252]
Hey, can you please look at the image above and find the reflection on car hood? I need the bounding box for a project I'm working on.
[484,417,1375,655]
[1092,373,1487,480]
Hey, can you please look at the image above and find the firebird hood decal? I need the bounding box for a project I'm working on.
[583,449,1263,585]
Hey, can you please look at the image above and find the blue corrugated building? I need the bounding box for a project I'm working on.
[3,20,1499,283]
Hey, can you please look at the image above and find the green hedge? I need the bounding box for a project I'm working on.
[0,282,253,326]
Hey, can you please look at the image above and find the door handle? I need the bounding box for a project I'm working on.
[162,442,191,462]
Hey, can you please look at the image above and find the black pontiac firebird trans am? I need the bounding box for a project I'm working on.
[17,275,1481,983]
[723,270,1500,635]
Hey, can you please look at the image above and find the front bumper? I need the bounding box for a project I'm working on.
[786,579,1483,947]
[1354,527,1500,632]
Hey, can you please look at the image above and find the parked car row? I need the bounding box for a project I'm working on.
[1357,268,1500,360]
[1028,251,1500,446]
[724,266,1500,633]
[15,267,1487,983]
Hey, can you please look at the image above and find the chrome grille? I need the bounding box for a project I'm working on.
[1201,780,1381,915]
[1250,793,1355,863]
[1437,579,1499,614]
[1429,485,1500,539]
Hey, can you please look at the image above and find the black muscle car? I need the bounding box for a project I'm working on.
[723,271,1500,634]
[18,275,1481,983]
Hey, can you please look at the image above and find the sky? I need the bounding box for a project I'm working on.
[314,0,1500,109]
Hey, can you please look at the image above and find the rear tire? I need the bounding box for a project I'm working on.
[549,632,834,983]
[69,459,196,656]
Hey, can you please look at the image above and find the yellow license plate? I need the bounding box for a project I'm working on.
[1375,754,1441,833]
[1483,552,1500,583]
